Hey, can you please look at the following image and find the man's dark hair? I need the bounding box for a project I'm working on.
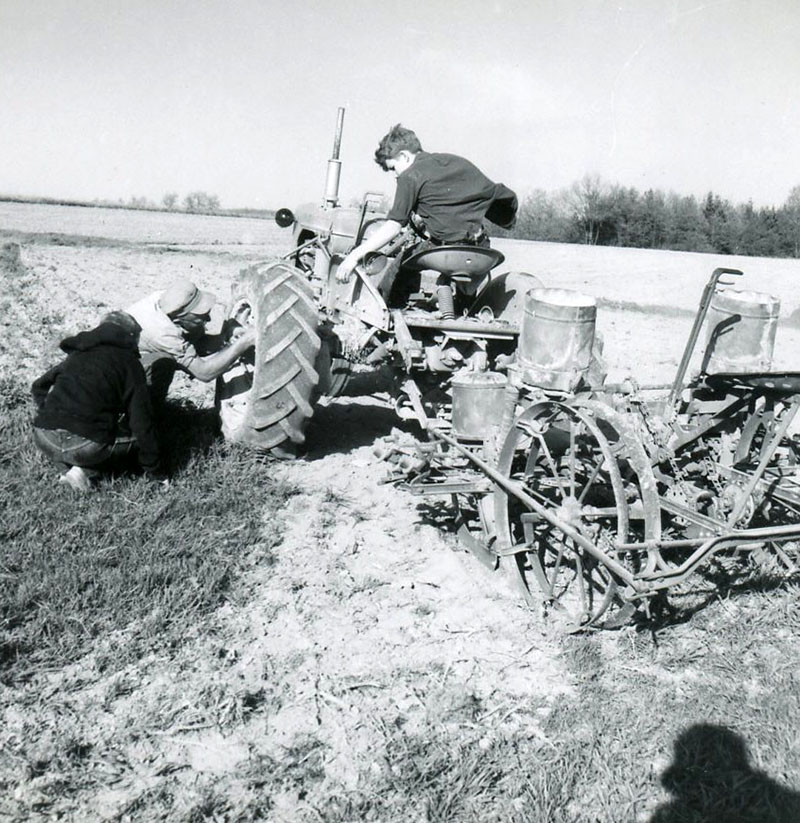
[374,124,423,170]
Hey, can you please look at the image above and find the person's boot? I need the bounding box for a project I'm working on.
[58,465,92,492]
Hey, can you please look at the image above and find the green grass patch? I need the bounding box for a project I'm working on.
[0,377,293,684]
[540,597,800,822]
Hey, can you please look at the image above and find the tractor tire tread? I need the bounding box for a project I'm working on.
[217,261,321,451]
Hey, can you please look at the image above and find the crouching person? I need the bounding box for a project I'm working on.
[31,311,162,492]
[126,278,256,408]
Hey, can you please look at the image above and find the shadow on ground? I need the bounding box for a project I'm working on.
[153,400,222,475]
[304,400,418,459]
[650,724,800,822]
[303,365,419,459]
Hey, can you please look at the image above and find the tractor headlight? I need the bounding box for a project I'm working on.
[275,208,295,228]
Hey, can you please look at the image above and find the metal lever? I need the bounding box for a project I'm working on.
[668,267,743,406]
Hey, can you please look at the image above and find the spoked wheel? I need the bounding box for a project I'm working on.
[727,396,800,573]
[495,400,638,630]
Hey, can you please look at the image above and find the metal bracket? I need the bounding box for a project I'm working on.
[668,267,743,407]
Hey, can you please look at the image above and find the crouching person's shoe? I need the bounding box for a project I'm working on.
[58,465,93,493]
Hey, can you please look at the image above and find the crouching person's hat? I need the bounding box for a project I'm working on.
[159,279,216,318]
[102,310,141,335]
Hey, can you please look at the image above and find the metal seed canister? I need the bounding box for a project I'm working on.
[451,371,507,441]
[704,289,780,373]
[517,288,597,392]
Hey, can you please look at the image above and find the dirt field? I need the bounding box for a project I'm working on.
[3,201,800,820]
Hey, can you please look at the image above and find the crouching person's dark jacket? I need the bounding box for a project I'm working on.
[32,321,160,472]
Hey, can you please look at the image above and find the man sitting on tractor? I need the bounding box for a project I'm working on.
[335,124,518,296]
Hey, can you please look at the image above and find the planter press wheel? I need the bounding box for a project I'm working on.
[494,400,638,630]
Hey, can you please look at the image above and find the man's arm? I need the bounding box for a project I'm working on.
[335,219,403,283]
[125,367,162,473]
[31,365,60,409]
[184,327,256,382]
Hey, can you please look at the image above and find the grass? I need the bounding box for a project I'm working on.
[552,594,800,822]
[0,377,293,685]
[93,592,796,823]
[4,384,799,821]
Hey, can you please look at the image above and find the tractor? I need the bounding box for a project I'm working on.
[215,109,800,629]
[215,108,575,456]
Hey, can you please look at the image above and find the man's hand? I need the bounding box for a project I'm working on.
[335,219,403,284]
[189,325,256,382]
[232,326,256,350]
[233,303,252,326]
[335,221,402,283]
[336,254,359,284]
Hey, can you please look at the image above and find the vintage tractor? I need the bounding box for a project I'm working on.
[217,109,800,629]
[216,108,568,454]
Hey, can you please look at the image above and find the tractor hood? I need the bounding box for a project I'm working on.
[295,203,361,237]
[290,202,364,238]
[277,201,389,255]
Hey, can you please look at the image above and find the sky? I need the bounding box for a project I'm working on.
[2,0,799,211]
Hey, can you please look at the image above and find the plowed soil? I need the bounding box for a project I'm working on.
[3,201,800,820]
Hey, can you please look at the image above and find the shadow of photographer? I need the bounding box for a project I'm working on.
[650,724,800,823]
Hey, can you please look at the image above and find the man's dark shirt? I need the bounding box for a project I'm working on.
[386,151,517,243]
[31,322,160,471]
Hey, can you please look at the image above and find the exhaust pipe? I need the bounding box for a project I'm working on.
[323,107,345,207]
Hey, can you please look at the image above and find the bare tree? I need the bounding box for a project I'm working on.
[162,192,179,210]
[567,174,609,245]
[183,191,221,213]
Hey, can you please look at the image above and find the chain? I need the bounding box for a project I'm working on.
[632,395,687,486]
[703,455,726,497]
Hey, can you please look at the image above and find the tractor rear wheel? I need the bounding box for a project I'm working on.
[216,261,321,455]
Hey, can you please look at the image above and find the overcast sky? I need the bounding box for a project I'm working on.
[2,0,798,210]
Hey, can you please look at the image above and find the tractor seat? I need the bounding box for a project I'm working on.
[404,245,505,283]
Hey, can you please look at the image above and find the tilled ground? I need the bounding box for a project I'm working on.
[2,225,568,819]
[4,205,800,820]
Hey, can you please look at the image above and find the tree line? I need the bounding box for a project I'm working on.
[86,191,221,212]
[495,176,800,259]
[158,191,220,212]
